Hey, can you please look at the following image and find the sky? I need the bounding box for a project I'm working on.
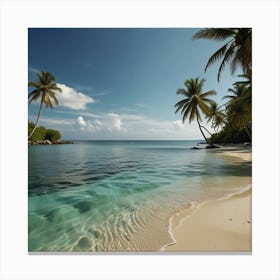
[28,28,242,140]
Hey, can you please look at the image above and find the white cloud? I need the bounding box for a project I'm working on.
[74,113,126,133]
[70,112,212,140]
[172,120,185,129]
[55,83,94,110]
[76,116,87,127]
[75,116,101,131]
[108,113,123,131]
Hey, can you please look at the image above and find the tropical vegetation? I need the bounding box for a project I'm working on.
[28,122,61,142]
[176,28,252,145]
[193,28,252,81]
[28,71,61,139]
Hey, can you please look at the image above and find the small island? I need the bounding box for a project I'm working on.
[28,122,73,145]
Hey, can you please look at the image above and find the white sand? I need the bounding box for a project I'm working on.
[164,147,252,252]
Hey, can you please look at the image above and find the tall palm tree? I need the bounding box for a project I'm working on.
[206,103,226,132]
[175,77,216,144]
[28,71,61,139]
[193,28,252,81]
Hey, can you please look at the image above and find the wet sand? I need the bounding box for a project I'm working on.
[164,147,252,252]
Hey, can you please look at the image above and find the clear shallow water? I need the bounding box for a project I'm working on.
[28,140,251,252]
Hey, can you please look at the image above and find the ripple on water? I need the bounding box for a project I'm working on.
[29,141,251,251]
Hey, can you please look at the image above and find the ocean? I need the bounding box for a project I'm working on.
[28,140,251,252]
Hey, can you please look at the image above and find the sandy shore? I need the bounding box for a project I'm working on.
[164,146,252,252]
[212,144,252,162]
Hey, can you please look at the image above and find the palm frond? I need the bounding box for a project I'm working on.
[217,45,235,81]
[193,28,236,41]
[28,82,41,88]
[181,103,193,123]
[48,91,59,105]
[28,89,41,99]
[200,90,216,98]
[176,88,188,96]
[204,44,228,72]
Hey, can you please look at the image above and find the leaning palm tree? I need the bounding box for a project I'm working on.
[28,71,61,139]
[175,77,216,144]
[193,28,252,81]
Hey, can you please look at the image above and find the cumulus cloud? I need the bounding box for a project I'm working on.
[108,113,123,131]
[56,83,94,110]
[75,116,102,131]
[172,120,185,129]
[72,113,208,140]
[74,113,126,133]
[76,116,87,127]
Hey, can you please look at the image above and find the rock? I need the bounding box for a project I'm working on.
[243,142,251,147]
[191,146,201,150]
[205,144,220,149]
[28,139,74,146]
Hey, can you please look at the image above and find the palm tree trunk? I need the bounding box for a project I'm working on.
[28,100,43,140]
[200,125,213,136]
[196,117,209,144]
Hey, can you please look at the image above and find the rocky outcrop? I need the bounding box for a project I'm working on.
[28,140,74,146]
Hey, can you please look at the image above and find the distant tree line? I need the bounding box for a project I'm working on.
[28,122,61,142]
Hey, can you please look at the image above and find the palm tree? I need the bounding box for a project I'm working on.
[206,103,226,132]
[175,77,216,144]
[223,83,247,105]
[224,83,251,139]
[234,70,252,96]
[28,71,61,139]
[193,28,252,81]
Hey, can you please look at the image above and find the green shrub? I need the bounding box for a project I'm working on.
[45,129,61,142]
[209,124,250,144]
[30,126,47,141]
[28,122,35,136]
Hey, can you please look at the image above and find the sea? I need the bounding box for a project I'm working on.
[28,140,251,252]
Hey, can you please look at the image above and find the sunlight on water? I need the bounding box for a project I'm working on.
[28,141,251,252]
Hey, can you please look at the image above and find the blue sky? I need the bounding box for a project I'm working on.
[28,28,241,140]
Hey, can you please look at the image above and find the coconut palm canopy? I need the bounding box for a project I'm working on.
[193,28,252,81]
[28,71,61,108]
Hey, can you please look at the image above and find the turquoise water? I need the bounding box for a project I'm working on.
[28,140,251,252]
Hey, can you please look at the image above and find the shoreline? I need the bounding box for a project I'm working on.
[211,144,252,162]
[162,147,252,252]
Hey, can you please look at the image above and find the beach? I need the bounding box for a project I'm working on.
[164,147,252,252]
